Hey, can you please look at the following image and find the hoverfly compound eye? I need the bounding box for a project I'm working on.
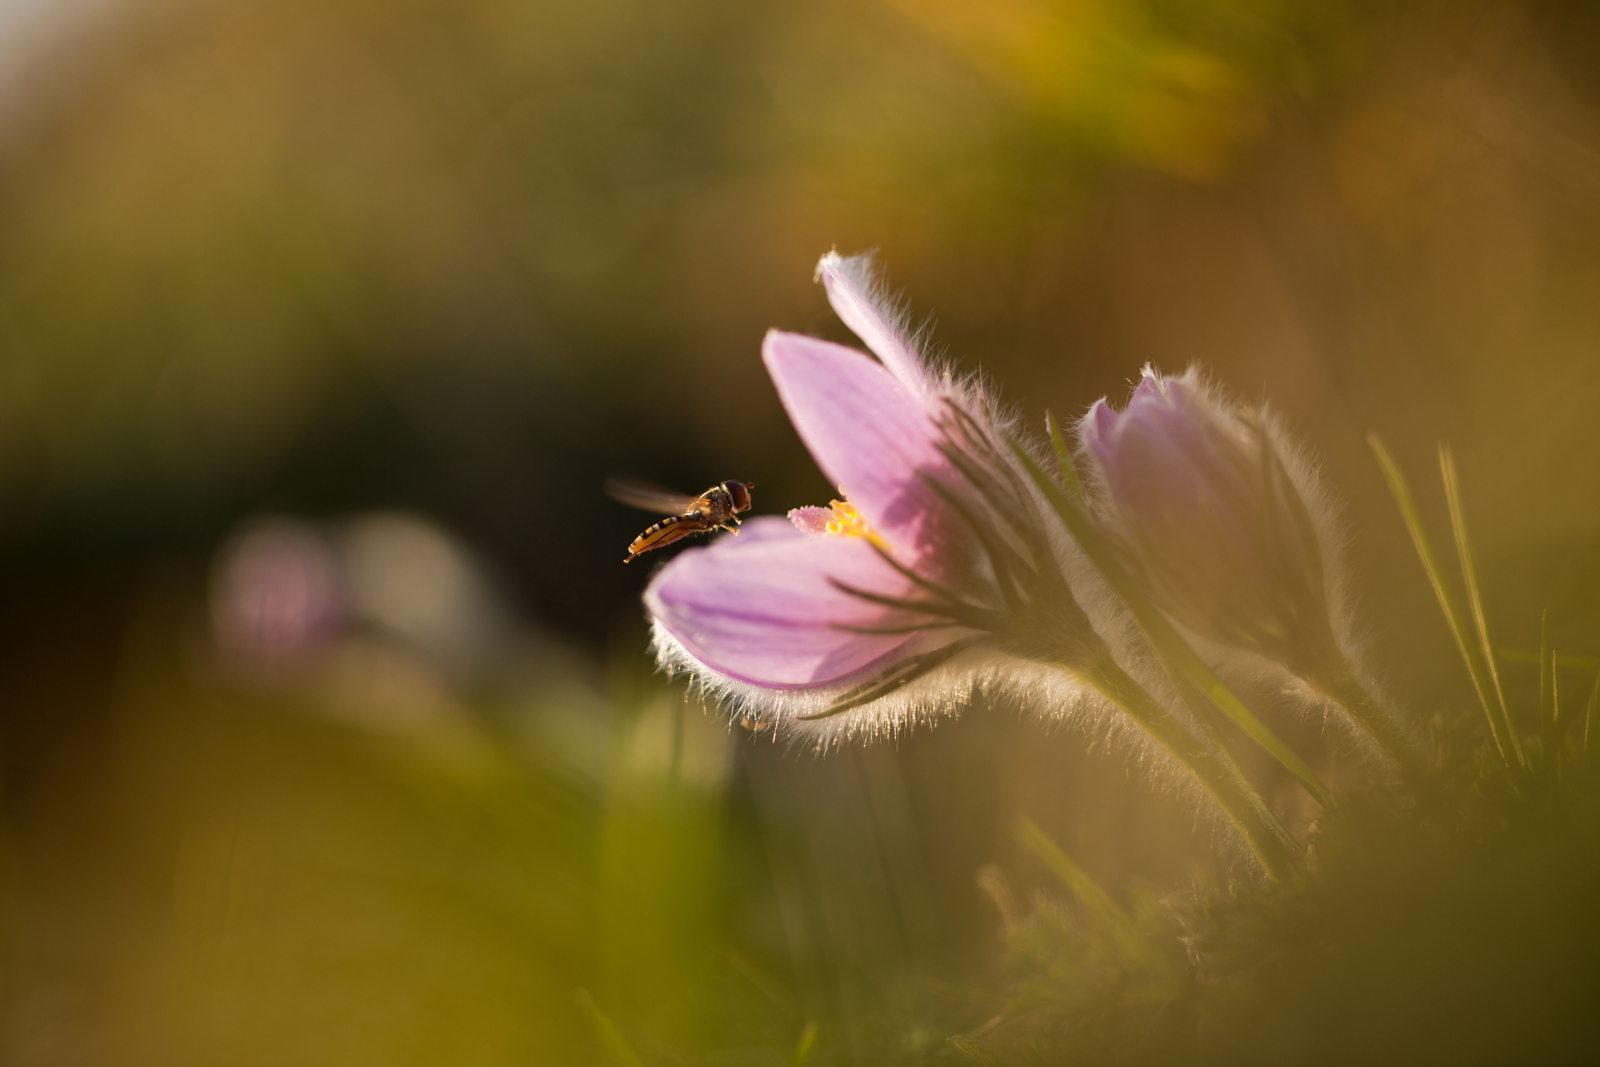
[725,481,753,511]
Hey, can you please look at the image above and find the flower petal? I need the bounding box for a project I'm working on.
[645,517,922,687]
[816,252,932,398]
[1083,399,1120,468]
[762,330,960,570]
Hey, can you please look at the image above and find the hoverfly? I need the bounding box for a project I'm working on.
[606,477,755,562]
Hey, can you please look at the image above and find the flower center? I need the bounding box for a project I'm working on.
[825,498,882,545]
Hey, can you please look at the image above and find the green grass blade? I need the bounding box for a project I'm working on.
[1584,670,1600,756]
[1018,817,1135,931]
[1369,435,1521,770]
[1044,410,1086,506]
[1440,444,1521,766]
[574,989,647,1067]
[948,1035,1004,1066]
[1540,609,1554,737]
[1185,668,1334,808]
[1553,649,1563,734]
[1010,440,1333,809]
[1497,649,1599,670]
[1077,655,1302,880]
[791,1021,820,1066]
[1018,817,1168,970]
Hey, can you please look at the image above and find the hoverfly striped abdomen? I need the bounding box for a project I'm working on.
[607,477,755,562]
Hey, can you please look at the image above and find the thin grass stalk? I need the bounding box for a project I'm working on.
[1497,649,1598,669]
[1017,817,1158,963]
[574,989,647,1067]
[1073,654,1301,882]
[1044,410,1086,506]
[1584,671,1600,756]
[1164,666,1289,814]
[1549,638,1567,774]
[1553,648,1563,743]
[1540,609,1554,741]
[791,1023,819,1066]
[1369,435,1523,771]
[947,1034,1003,1066]
[1012,441,1334,810]
[1440,443,1519,766]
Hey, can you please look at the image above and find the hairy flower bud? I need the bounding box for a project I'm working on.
[1081,368,1342,681]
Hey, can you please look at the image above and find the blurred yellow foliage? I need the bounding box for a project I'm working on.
[879,0,1260,178]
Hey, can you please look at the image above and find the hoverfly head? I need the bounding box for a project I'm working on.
[723,481,754,512]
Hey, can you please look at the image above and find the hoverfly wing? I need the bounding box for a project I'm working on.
[604,475,701,515]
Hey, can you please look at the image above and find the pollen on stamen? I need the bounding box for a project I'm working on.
[824,498,880,544]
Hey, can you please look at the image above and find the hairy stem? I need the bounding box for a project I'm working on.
[1309,657,1428,782]
[1073,654,1303,884]
[1012,439,1333,809]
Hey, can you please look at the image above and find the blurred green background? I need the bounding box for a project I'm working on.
[0,0,1598,1062]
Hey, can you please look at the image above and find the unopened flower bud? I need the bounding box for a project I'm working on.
[1081,368,1341,679]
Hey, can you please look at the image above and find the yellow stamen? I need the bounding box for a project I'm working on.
[823,497,884,547]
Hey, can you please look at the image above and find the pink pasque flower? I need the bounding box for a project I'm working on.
[644,254,1107,739]
[1080,367,1426,774]
[640,261,1314,878]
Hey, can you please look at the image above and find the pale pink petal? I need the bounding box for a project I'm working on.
[1130,372,1161,403]
[788,506,834,536]
[816,252,932,398]
[712,515,797,546]
[1083,399,1120,469]
[644,517,919,687]
[762,330,961,572]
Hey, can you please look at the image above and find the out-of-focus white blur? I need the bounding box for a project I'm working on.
[206,510,626,779]
[0,0,119,119]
